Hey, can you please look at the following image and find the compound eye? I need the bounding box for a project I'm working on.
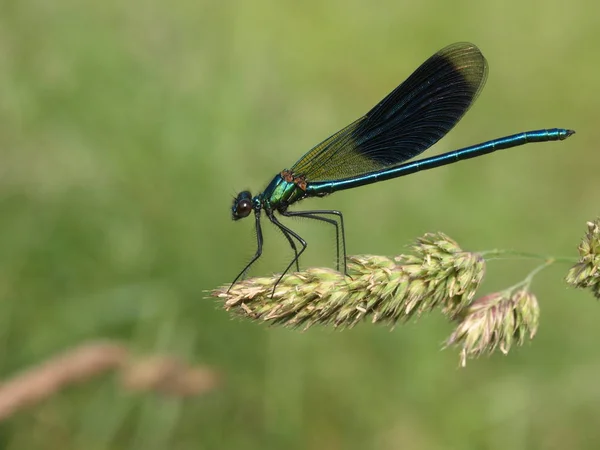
[235,199,252,218]
[232,191,254,220]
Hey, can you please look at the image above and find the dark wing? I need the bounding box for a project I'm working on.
[291,42,488,182]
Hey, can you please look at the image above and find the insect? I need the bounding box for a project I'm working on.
[230,42,574,288]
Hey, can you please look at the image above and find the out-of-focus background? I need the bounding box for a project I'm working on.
[1,0,599,448]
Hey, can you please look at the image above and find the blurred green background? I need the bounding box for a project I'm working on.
[1,0,599,448]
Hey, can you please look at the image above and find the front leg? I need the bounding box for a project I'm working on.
[228,210,264,291]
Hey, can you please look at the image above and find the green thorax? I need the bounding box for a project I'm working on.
[259,171,308,212]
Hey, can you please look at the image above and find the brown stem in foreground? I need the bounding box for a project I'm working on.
[0,341,220,422]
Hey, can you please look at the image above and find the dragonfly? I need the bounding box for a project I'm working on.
[230,42,574,289]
